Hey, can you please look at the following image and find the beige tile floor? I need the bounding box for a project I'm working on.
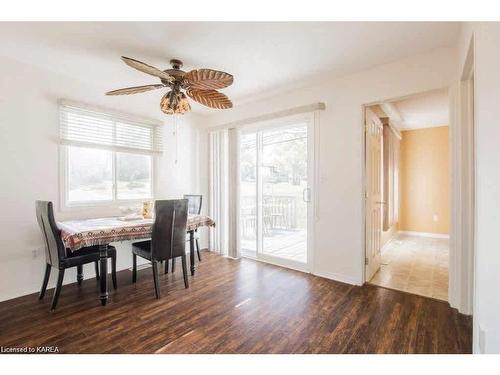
[369,233,449,301]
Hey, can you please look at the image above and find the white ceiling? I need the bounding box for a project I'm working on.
[0,22,460,114]
[387,88,449,130]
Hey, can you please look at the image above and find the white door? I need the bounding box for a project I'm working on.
[365,108,383,281]
[239,118,314,272]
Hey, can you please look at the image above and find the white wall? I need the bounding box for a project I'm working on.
[458,23,500,354]
[206,47,457,285]
[0,55,209,302]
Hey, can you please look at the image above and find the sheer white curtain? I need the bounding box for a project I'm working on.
[209,128,239,258]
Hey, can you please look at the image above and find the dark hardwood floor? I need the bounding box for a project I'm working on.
[0,251,472,354]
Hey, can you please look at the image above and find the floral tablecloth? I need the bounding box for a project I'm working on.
[58,214,215,251]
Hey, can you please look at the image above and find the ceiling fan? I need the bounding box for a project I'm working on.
[106,56,234,115]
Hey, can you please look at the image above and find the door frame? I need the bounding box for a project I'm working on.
[361,81,476,315]
[449,35,475,315]
[237,112,317,273]
[361,90,451,285]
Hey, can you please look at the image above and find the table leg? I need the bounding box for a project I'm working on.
[99,244,108,306]
[189,230,196,275]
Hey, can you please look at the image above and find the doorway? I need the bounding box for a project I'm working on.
[239,116,314,272]
[364,89,451,301]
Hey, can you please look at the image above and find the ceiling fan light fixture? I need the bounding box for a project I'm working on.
[160,91,191,115]
[107,57,233,116]
[178,92,191,113]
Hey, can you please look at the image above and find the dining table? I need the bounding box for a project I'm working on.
[58,214,215,306]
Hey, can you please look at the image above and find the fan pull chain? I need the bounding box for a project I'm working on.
[173,115,179,164]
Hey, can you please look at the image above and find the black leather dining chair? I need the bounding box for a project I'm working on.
[131,199,189,299]
[35,201,117,310]
[167,194,203,274]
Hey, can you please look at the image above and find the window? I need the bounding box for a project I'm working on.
[68,147,113,202]
[60,101,162,207]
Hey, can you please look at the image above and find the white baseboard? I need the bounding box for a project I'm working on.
[312,269,362,286]
[398,230,449,239]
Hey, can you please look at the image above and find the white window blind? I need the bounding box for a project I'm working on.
[59,101,163,155]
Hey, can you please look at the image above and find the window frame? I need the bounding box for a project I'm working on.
[60,145,157,210]
[58,100,161,211]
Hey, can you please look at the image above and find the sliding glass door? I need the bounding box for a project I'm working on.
[239,118,313,271]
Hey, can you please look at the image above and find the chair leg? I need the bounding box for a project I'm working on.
[94,261,100,280]
[132,253,137,283]
[164,259,169,273]
[111,254,117,290]
[51,268,65,311]
[171,258,176,273]
[39,263,51,300]
[196,238,201,262]
[76,265,83,286]
[181,255,189,289]
[152,261,161,299]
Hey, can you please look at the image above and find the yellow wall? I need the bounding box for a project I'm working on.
[399,126,449,234]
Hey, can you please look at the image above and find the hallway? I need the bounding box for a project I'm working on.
[369,233,449,301]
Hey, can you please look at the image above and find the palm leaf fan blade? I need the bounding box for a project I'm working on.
[184,69,234,90]
[106,84,165,96]
[186,89,233,109]
[121,56,174,83]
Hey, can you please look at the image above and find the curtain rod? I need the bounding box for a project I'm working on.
[210,102,326,130]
